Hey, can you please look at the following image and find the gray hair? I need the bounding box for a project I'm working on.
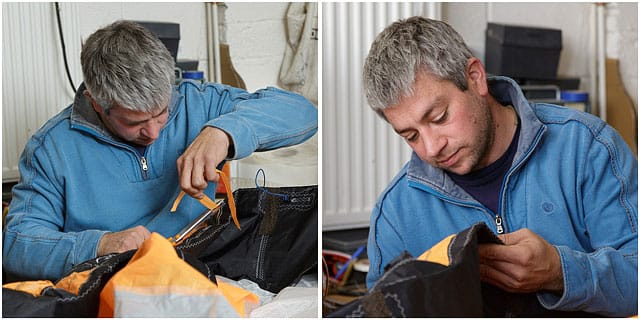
[81,20,175,113]
[363,16,473,115]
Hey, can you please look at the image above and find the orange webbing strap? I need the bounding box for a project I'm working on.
[170,169,240,229]
[218,169,238,229]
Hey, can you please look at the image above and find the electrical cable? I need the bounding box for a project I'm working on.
[54,2,77,94]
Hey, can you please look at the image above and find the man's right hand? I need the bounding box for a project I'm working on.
[176,126,232,200]
[477,228,564,294]
[97,225,151,256]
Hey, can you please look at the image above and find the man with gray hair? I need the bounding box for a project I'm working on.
[3,20,317,281]
[363,16,636,316]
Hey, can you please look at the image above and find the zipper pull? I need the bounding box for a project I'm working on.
[140,157,148,171]
[495,215,504,234]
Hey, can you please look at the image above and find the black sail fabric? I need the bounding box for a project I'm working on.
[328,222,598,317]
[3,185,318,317]
[197,185,318,293]
[3,250,137,317]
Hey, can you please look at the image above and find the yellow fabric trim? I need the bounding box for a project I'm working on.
[170,169,240,229]
[416,234,455,267]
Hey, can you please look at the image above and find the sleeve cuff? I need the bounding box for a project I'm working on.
[74,229,109,263]
[205,117,257,159]
[536,245,589,311]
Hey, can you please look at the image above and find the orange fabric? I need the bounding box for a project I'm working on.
[3,280,54,297]
[417,234,454,267]
[3,268,95,298]
[55,269,94,296]
[98,232,258,317]
[217,279,260,316]
[170,169,240,229]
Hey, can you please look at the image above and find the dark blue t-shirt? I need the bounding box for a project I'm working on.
[447,116,520,215]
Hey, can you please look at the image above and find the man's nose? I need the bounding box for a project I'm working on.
[423,131,446,159]
[141,121,162,140]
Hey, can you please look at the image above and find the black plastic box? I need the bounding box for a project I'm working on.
[485,23,562,80]
[136,21,180,62]
[323,227,368,252]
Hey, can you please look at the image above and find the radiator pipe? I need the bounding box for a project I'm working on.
[589,4,598,116]
[596,3,607,121]
[206,2,222,83]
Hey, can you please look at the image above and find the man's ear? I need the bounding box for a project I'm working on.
[466,57,488,96]
[83,90,103,113]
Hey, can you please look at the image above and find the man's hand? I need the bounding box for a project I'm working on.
[97,225,151,256]
[177,126,232,199]
[477,228,564,295]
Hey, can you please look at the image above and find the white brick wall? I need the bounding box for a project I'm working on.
[223,3,289,92]
[75,2,290,93]
[606,3,638,107]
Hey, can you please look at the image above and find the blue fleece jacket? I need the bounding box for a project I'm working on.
[3,80,317,281]
[366,76,637,316]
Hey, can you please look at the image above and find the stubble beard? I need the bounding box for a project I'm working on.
[443,97,495,175]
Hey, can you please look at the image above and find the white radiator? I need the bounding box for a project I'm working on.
[2,3,82,182]
[322,2,440,230]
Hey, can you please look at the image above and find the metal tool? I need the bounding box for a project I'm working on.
[168,200,224,246]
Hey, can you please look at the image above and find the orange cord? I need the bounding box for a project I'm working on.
[170,169,240,229]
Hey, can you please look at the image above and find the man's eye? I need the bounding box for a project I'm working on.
[433,109,448,123]
[405,133,418,142]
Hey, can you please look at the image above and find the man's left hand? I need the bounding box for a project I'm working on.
[177,126,232,199]
[477,228,564,294]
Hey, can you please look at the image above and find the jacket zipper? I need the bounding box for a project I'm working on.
[405,95,547,237]
[69,128,152,180]
[70,92,183,182]
[494,122,546,235]
[408,181,500,231]
[140,156,149,179]
[494,215,504,234]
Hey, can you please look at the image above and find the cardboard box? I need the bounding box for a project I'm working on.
[606,58,637,155]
